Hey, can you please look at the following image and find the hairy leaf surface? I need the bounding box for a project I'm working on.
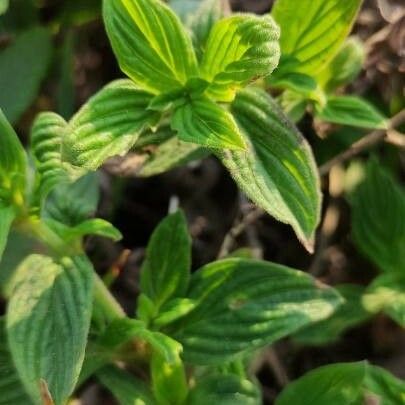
[201,14,280,101]
[272,0,362,74]
[350,160,405,274]
[172,97,246,150]
[174,258,342,364]
[7,254,94,405]
[140,211,191,309]
[103,0,198,93]
[219,88,321,250]
[62,79,159,171]
[315,96,387,129]
[31,112,69,203]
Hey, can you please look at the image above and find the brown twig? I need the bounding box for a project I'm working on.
[319,109,405,176]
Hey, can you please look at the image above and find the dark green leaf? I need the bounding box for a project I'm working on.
[7,254,94,405]
[219,88,321,251]
[103,0,198,94]
[272,0,362,74]
[44,173,100,226]
[267,71,317,94]
[189,374,261,405]
[350,159,405,274]
[153,298,197,328]
[363,273,405,328]
[0,319,32,404]
[0,109,27,207]
[276,362,405,405]
[315,96,387,129]
[0,27,52,123]
[97,366,156,405]
[0,205,15,262]
[140,211,191,309]
[294,284,371,345]
[172,97,246,150]
[62,79,159,171]
[201,14,280,101]
[174,258,342,365]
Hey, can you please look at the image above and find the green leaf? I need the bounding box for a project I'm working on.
[276,362,405,405]
[0,109,27,207]
[103,0,198,94]
[99,318,182,365]
[363,273,405,328]
[0,0,9,15]
[0,27,52,123]
[0,205,15,262]
[173,258,342,365]
[97,366,156,405]
[200,14,280,101]
[153,298,197,328]
[45,218,122,243]
[62,79,159,172]
[267,71,317,94]
[151,350,188,405]
[188,0,228,60]
[272,0,362,74]
[350,159,405,274]
[30,112,70,204]
[6,254,94,405]
[219,88,321,251]
[138,136,209,177]
[315,96,388,129]
[317,37,365,92]
[278,90,307,123]
[172,97,246,150]
[189,374,261,405]
[140,211,191,309]
[0,319,32,405]
[44,173,100,226]
[294,284,371,345]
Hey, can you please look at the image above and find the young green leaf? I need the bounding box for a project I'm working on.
[30,112,69,203]
[174,258,342,365]
[0,319,32,405]
[0,27,52,123]
[272,0,362,74]
[219,88,321,251]
[172,97,246,150]
[103,0,198,94]
[363,273,405,328]
[0,109,27,207]
[140,211,191,309]
[189,374,261,405]
[153,298,197,328]
[6,254,94,405]
[317,37,365,92]
[138,136,209,177]
[315,96,388,129]
[200,14,280,101]
[276,362,405,405]
[97,366,156,405]
[62,79,160,172]
[0,205,15,262]
[350,159,405,274]
[294,284,371,345]
[151,351,188,405]
[267,71,317,94]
